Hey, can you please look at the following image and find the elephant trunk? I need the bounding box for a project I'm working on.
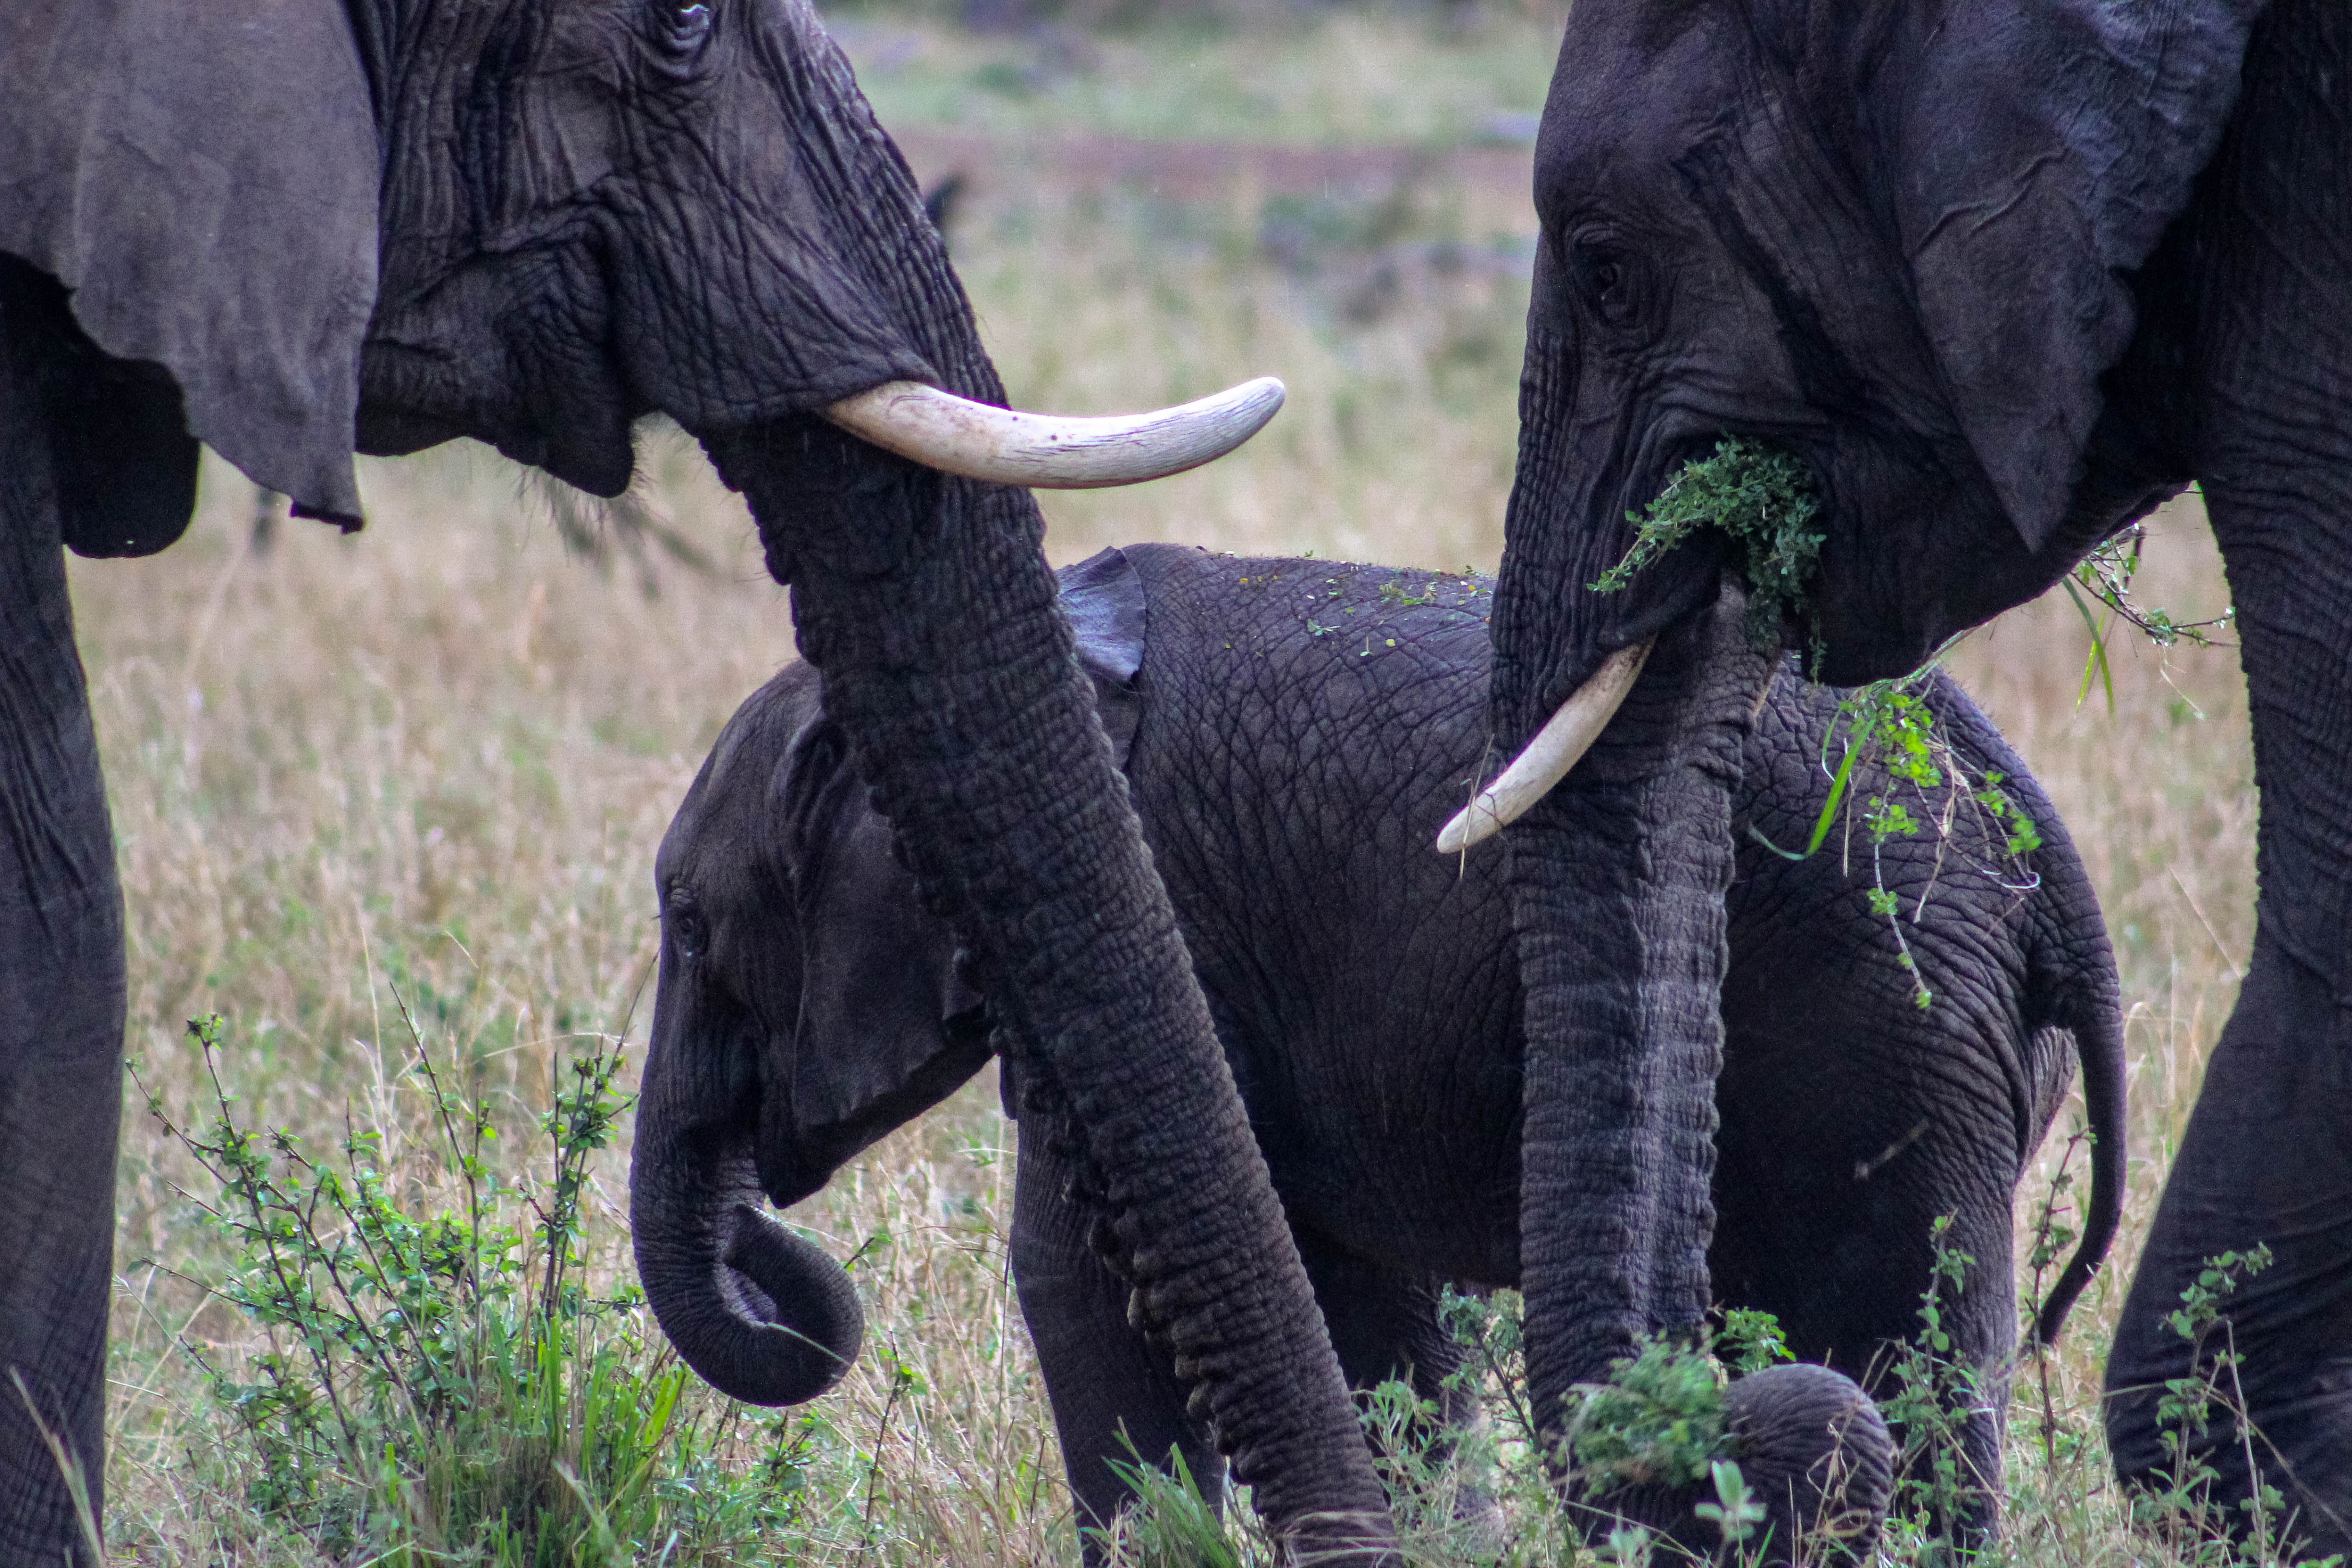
[714,424,1393,1553]
[1488,333,1889,1539]
[1501,577,1771,1427]
[630,1000,863,1407]
[652,9,1393,1548]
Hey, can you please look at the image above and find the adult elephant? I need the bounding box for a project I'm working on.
[0,3,1388,1558]
[644,545,2127,1552]
[1455,0,2348,1550]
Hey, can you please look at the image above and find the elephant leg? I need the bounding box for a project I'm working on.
[1010,1117,1219,1555]
[1711,1056,2015,1539]
[1297,1238,1469,1415]
[1293,1234,1503,1541]
[2105,3,2352,1551]
[0,275,123,1565]
[2107,928,2352,1552]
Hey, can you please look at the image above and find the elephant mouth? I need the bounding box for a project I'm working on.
[1443,424,1828,851]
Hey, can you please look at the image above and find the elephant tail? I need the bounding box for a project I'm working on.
[1926,667,2126,1349]
[2031,955,2127,1349]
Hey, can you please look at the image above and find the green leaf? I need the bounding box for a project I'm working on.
[2062,577,2117,714]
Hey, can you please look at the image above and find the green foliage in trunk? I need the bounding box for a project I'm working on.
[1589,435,1824,651]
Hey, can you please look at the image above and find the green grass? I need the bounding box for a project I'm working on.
[829,6,1562,148]
[75,4,2285,1563]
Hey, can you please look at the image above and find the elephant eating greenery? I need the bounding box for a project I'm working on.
[0,4,1382,1559]
[643,544,2128,1556]
[1482,0,2352,1550]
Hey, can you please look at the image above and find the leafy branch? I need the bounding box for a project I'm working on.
[2062,521,2235,712]
[1590,435,1825,651]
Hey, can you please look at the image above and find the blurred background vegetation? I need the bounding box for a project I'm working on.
[80,0,2260,1561]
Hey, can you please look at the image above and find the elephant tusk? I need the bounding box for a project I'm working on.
[1434,638,1656,854]
[821,377,1286,489]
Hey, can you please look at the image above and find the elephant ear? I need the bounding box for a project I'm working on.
[1887,0,2259,551]
[1057,547,1147,768]
[0,2,379,528]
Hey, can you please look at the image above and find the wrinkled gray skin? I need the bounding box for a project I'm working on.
[651,544,2126,1553]
[0,6,1382,1558]
[1499,0,2350,1547]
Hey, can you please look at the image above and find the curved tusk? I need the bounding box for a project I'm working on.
[1434,638,1656,855]
[821,377,1286,490]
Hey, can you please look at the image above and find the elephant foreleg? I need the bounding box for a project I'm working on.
[0,274,124,1566]
[2108,2,2352,1544]
[1010,1116,1219,1556]
[1294,1235,1502,1542]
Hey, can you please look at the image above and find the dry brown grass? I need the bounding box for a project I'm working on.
[73,11,2268,1562]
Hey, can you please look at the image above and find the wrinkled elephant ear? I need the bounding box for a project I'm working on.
[1883,0,2259,552]
[0,2,378,528]
[1058,546,1147,767]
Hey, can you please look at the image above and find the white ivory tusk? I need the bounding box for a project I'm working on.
[821,377,1286,490]
[1434,638,1657,854]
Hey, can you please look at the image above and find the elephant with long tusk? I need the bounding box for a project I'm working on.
[0,3,1379,1559]
[1486,0,2352,1548]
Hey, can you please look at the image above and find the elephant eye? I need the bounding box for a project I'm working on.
[667,890,711,959]
[664,2,713,52]
[1568,235,1639,328]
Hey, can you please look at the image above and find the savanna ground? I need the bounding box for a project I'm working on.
[80,3,2275,1562]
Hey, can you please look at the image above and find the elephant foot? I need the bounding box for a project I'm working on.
[1587,1363,1892,1565]
[1275,1509,1405,1566]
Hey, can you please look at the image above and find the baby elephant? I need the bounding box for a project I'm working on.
[631,543,2123,1547]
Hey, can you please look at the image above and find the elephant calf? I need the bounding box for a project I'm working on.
[636,542,2124,1545]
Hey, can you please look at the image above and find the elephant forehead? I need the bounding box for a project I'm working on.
[1536,2,1744,201]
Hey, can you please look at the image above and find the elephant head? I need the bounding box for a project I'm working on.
[632,552,1145,1405]
[0,2,1390,1552]
[631,661,991,1404]
[1456,0,2266,1519]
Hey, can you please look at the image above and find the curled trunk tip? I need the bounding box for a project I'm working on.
[636,1199,864,1407]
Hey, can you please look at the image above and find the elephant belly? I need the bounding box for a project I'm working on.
[1233,1012,1526,1289]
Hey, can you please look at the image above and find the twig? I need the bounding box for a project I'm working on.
[2167,864,2245,983]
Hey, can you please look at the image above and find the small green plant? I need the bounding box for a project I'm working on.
[1747,660,2045,1011]
[136,1011,810,1565]
[1875,1216,1986,1547]
[1568,1337,1730,1495]
[2021,1127,2092,1471]
[1717,1308,1796,1377]
[1693,1459,1769,1547]
[1590,435,1825,650]
[1094,1437,1260,1568]
[2132,1243,2302,1554]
